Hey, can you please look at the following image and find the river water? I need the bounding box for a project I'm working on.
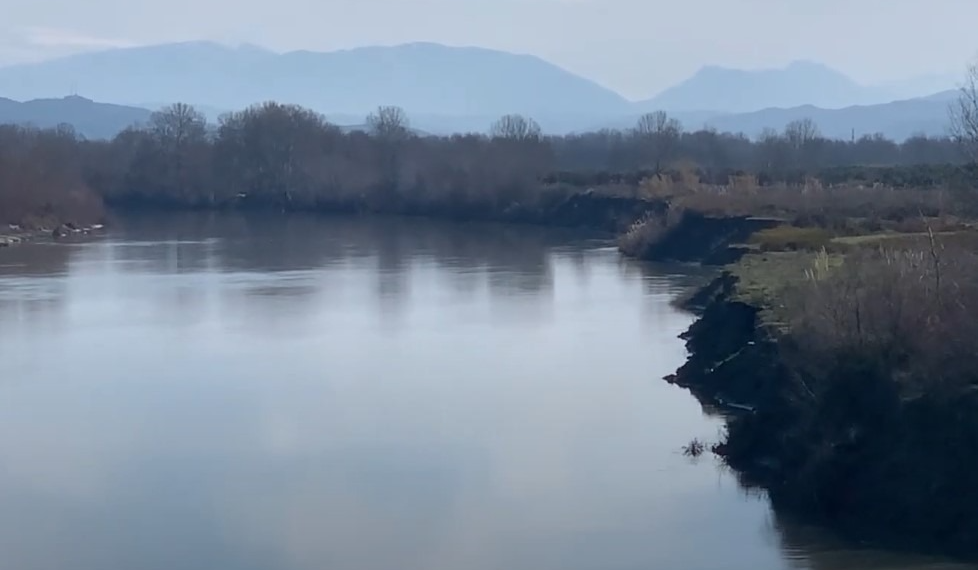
[0,213,972,570]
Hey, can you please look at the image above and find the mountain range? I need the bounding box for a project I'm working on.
[0,41,629,117]
[0,41,964,139]
[639,61,886,113]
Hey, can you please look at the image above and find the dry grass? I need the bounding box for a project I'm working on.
[617,206,686,257]
[750,226,836,252]
[634,172,955,226]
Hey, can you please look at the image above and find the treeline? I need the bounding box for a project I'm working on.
[553,115,964,176]
[0,125,104,227]
[83,103,557,215]
[0,102,972,225]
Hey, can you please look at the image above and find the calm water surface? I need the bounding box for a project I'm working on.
[0,213,973,570]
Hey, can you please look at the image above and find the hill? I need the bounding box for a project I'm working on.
[638,61,889,113]
[700,96,954,140]
[0,41,631,118]
[0,95,151,138]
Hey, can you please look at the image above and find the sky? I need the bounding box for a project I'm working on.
[1,0,976,99]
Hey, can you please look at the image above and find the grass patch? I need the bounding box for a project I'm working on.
[728,250,845,329]
[832,229,978,250]
[749,225,835,252]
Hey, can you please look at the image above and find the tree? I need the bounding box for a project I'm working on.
[635,111,682,172]
[490,114,542,141]
[214,102,339,206]
[366,106,411,190]
[149,103,207,148]
[783,118,824,171]
[366,106,410,141]
[129,103,210,203]
[950,60,978,164]
[784,118,820,149]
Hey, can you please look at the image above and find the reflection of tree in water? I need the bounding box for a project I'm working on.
[766,504,976,570]
[618,257,715,300]
[0,241,73,278]
[100,212,595,332]
[0,212,609,337]
[709,465,975,570]
[0,242,73,335]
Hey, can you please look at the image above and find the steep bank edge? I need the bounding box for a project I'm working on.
[668,268,978,559]
[106,191,666,235]
[627,211,783,265]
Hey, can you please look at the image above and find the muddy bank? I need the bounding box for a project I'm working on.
[620,210,782,265]
[1,222,106,249]
[108,190,664,235]
[671,269,978,559]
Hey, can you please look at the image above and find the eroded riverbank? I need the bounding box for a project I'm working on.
[666,245,978,560]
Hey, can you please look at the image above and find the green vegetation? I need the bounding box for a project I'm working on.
[671,206,978,555]
[749,226,834,252]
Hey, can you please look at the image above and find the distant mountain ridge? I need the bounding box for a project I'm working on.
[691,96,954,140]
[0,92,956,142]
[635,60,943,113]
[0,41,631,117]
[0,42,962,140]
[0,95,150,138]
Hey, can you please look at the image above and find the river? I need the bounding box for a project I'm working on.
[0,213,972,570]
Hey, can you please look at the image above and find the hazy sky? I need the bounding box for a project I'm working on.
[1,0,976,99]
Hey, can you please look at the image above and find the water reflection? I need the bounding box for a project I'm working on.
[0,212,974,570]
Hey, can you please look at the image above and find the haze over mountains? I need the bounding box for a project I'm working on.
[634,60,951,113]
[0,41,962,140]
[0,42,630,117]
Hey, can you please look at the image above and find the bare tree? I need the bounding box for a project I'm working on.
[365,106,411,191]
[214,102,337,205]
[784,118,820,150]
[490,114,542,141]
[950,61,978,164]
[756,128,790,174]
[367,106,410,141]
[783,118,823,171]
[149,103,208,149]
[634,111,683,173]
[135,103,211,202]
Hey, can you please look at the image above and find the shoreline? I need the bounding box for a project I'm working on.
[665,256,978,561]
[6,203,975,560]
[1,221,125,248]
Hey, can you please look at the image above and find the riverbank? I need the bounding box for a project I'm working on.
[107,187,667,235]
[665,234,978,558]
[0,222,107,249]
[8,195,978,559]
[594,166,978,557]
